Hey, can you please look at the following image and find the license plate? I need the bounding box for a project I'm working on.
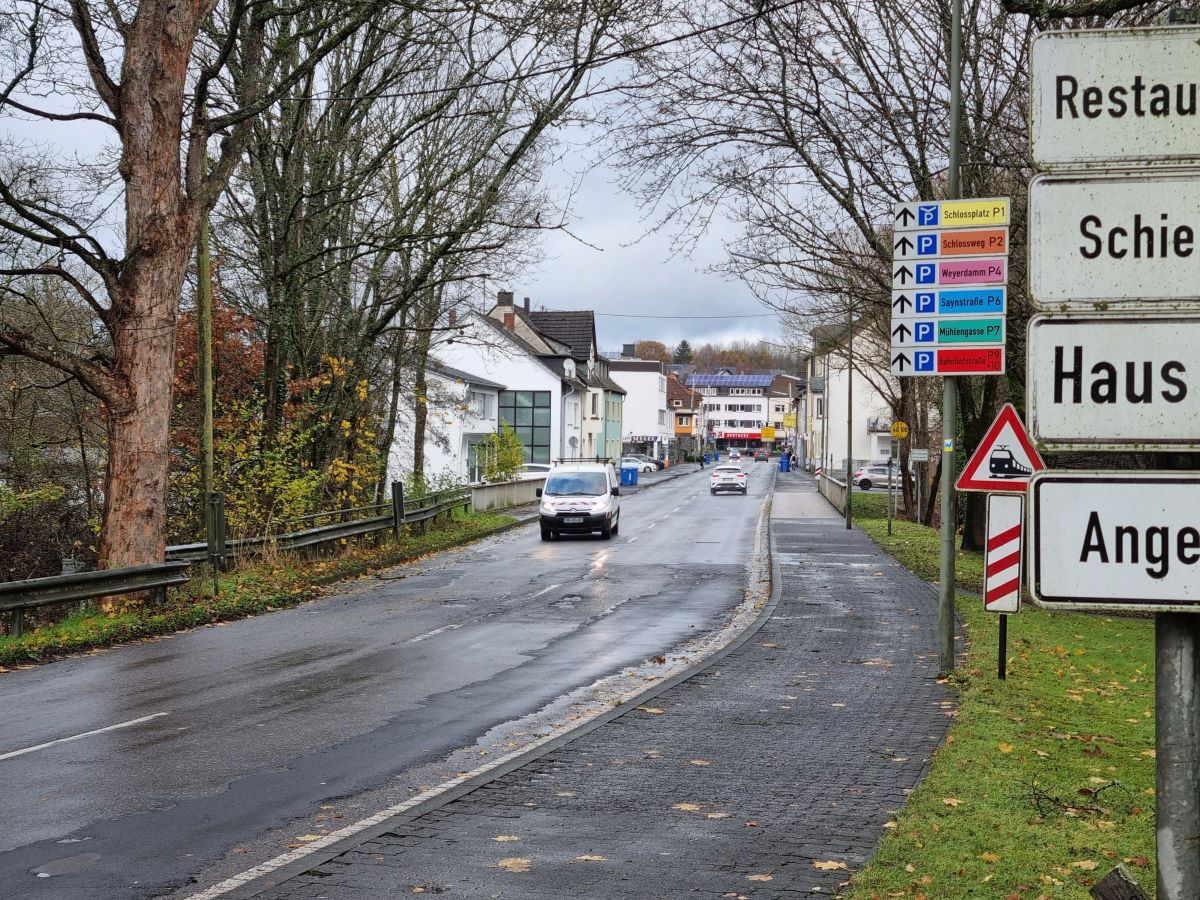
[563,516,584,524]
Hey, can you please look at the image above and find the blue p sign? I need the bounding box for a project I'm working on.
[914,351,935,372]
[915,292,936,313]
[915,263,936,284]
[915,322,935,343]
[917,233,938,255]
[918,204,939,226]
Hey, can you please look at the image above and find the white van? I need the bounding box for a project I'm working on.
[536,462,621,541]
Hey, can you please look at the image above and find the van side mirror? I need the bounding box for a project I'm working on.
[535,488,542,497]
[611,486,619,496]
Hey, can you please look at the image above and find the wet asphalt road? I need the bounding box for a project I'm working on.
[0,465,770,900]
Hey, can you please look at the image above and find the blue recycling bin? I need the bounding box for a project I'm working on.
[779,455,790,473]
[621,466,638,486]
[704,452,711,464]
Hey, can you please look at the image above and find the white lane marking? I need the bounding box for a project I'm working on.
[409,623,465,643]
[672,506,682,512]
[533,583,562,598]
[625,536,638,544]
[0,712,169,762]
[647,523,656,530]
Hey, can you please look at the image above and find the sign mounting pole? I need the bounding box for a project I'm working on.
[938,0,962,676]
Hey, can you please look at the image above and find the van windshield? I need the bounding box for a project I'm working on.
[544,472,608,496]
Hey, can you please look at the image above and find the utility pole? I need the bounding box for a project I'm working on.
[845,299,853,530]
[197,199,214,499]
[937,0,963,675]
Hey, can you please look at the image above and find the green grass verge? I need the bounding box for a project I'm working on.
[847,509,1157,899]
[0,510,518,668]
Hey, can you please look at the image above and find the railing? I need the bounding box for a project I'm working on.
[0,562,191,637]
[3,484,472,637]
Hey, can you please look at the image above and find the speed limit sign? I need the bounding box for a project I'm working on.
[891,421,909,440]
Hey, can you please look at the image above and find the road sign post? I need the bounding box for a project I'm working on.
[1029,28,1200,894]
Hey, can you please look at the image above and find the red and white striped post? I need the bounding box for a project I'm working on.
[984,494,1023,679]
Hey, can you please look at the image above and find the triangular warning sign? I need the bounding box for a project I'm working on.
[956,403,1044,494]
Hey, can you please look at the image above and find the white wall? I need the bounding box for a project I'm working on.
[388,371,499,484]
[610,367,669,454]
[817,351,893,470]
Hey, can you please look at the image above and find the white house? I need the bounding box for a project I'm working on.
[610,358,671,457]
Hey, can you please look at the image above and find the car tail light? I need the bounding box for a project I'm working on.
[736,473,745,478]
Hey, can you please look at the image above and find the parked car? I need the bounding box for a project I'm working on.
[517,463,553,481]
[853,464,899,491]
[537,462,620,540]
[630,453,664,470]
[710,464,747,495]
[753,449,768,462]
[621,456,656,473]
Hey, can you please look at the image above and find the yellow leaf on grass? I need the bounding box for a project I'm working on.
[980,852,1001,863]
[1142,749,1157,758]
[495,857,531,873]
[812,860,848,871]
[1073,860,1099,870]
[882,821,898,829]
[942,798,963,807]
[998,743,1014,754]
[492,835,521,842]
[746,873,774,882]
[575,855,606,862]
[673,802,702,811]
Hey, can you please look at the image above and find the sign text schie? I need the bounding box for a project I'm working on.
[1031,27,1200,168]
[1029,172,1200,306]
[1028,314,1200,451]
[1030,472,1200,612]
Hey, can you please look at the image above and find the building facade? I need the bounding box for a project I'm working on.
[610,358,671,458]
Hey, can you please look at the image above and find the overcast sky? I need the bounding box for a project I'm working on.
[518,154,784,356]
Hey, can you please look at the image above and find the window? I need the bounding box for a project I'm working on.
[816,397,824,416]
[672,399,682,407]
[591,393,599,416]
[468,390,495,418]
[499,390,552,463]
[730,388,763,396]
[677,415,691,427]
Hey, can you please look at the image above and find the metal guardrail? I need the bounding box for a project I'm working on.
[0,562,191,637]
[4,484,472,638]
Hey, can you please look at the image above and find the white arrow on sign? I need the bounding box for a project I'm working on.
[1030,471,1200,612]
[1029,172,1200,307]
[1028,313,1200,450]
[1031,26,1200,169]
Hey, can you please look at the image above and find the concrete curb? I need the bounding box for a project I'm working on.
[210,471,780,900]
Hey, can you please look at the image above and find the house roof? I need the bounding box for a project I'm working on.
[589,370,627,394]
[527,310,597,363]
[666,373,701,407]
[686,373,774,388]
[429,364,505,390]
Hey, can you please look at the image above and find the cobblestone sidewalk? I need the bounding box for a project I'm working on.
[233,474,952,899]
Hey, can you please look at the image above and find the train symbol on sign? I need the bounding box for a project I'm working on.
[988,446,1032,479]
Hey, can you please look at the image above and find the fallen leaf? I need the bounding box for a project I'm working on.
[882,821,898,829]
[706,812,731,820]
[673,802,702,811]
[1072,860,1098,870]
[1141,749,1156,758]
[1128,855,1151,867]
[812,860,848,871]
[746,873,774,882]
[690,759,711,766]
[295,834,323,842]
[575,855,606,862]
[492,835,521,842]
[495,857,531,873]
[942,798,963,807]
[980,852,1001,863]
[554,791,576,797]
[638,707,664,714]
[411,888,425,895]
[998,743,1014,754]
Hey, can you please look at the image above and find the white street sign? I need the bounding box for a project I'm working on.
[910,449,930,462]
[1031,27,1200,169]
[984,494,1023,613]
[1029,172,1200,307]
[1028,313,1200,451]
[1030,471,1200,612]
